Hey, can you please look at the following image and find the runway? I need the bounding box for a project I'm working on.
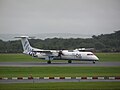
[0,79,120,83]
[0,61,120,67]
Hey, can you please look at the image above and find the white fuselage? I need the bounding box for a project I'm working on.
[36,50,99,61]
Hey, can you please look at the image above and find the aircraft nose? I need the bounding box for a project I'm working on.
[95,56,99,61]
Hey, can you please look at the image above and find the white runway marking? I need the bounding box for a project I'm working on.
[0,76,120,83]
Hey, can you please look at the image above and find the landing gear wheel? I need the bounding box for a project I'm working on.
[68,60,72,63]
[47,60,51,64]
[93,61,95,64]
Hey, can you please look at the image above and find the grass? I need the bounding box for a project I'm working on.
[0,67,120,77]
[0,53,120,62]
[96,53,120,62]
[0,82,120,90]
[0,54,40,62]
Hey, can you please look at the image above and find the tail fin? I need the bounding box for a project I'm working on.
[15,36,33,54]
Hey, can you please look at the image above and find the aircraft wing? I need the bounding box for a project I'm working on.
[32,48,52,54]
[31,48,62,57]
[31,48,60,56]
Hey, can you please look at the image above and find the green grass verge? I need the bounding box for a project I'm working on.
[0,67,120,77]
[0,53,120,62]
[0,82,120,90]
[96,53,120,62]
[0,54,41,62]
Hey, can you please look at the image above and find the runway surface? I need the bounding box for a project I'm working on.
[0,79,120,83]
[0,61,120,67]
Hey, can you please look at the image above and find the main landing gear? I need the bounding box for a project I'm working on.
[68,60,72,63]
[47,60,51,64]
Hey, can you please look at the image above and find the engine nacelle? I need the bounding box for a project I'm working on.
[29,52,37,57]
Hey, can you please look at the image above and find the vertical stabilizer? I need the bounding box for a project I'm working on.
[15,36,33,54]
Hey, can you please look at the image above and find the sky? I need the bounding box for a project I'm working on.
[0,0,120,35]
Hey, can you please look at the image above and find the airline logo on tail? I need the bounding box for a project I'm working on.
[23,39,32,54]
[15,36,33,54]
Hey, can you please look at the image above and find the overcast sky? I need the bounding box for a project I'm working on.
[0,0,120,35]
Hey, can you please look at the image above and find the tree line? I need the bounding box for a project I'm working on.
[0,30,120,53]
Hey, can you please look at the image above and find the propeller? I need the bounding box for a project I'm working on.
[58,50,64,58]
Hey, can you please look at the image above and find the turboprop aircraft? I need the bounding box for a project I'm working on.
[15,36,99,64]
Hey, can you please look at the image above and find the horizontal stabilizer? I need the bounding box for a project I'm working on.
[15,36,35,39]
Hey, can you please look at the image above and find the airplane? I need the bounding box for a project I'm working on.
[15,36,99,64]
